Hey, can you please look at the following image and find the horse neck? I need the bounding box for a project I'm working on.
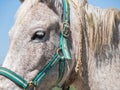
[64,1,90,89]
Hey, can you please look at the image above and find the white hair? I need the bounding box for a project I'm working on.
[15,0,39,25]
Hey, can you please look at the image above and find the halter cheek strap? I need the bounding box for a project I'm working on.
[0,0,71,89]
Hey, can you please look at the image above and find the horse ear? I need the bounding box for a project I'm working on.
[19,0,24,3]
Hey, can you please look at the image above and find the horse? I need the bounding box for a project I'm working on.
[0,0,120,90]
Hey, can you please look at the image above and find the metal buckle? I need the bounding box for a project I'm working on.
[62,29,70,38]
[62,22,70,38]
[27,81,37,90]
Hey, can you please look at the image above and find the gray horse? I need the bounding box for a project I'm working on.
[0,0,120,90]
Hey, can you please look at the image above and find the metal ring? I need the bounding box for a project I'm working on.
[56,48,64,59]
[57,48,62,56]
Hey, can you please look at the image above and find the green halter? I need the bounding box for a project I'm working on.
[0,0,71,89]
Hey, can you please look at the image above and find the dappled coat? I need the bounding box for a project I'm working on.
[0,0,120,90]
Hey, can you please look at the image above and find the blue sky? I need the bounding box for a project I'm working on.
[0,1,21,65]
[0,0,120,65]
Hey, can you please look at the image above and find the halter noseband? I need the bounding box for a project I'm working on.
[0,0,71,89]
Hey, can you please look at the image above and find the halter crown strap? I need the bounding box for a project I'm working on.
[61,0,71,60]
[0,0,71,89]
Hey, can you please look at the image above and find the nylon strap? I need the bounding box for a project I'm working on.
[0,67,28,89]
[60,0,71,60]
[31,54,60,86]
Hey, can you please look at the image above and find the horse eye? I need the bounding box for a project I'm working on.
[31,31,46,42]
